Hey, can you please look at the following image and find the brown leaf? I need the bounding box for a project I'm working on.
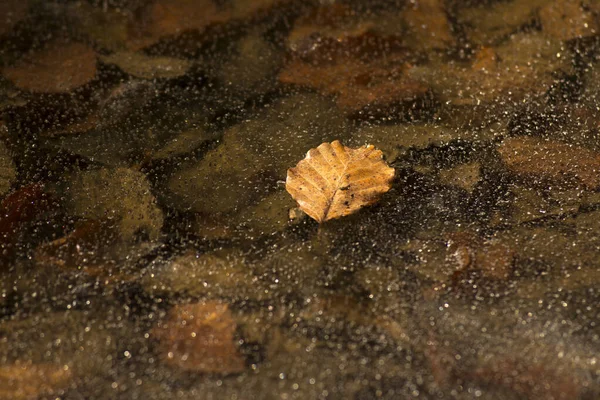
[2,41,97,93]
[153,301,245,374]
[286,140,394,223]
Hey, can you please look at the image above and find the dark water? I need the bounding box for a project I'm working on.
[1,0,600,399]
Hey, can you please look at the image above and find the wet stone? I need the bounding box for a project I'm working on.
[505,184,600,224]
[67,1,139,51]
[0,362,72,400]
[34,220,161,285]
[57,167,164,241]
[251,243,323,297]
[5,2,600,399]
[457,0,553,45]
[142,250,264,301]
[100,51,192,79]
[417,298,598,399]
[229,189,299,236]
[2,40,97,93]
[279,55,430,117]
[400,0,455,51]
[150,126,215,161]
[438,162,481,194]
[498,136,600,189]
[540,0,600,41]
[0,140,16,196]
[285,4,405,63]
[409,32,570,106]
[0,0,29,37]
[152,301,246,375]
[0,308,132,393]
[350,123,490,164]
[165,94,349,215]
[446,231,515,280]
[212,30,282,97]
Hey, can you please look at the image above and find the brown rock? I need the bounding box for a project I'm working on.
[130,0,289,50]
[446,232,514,280]
[438,162,481,193]
[33,219,153,285]
[401,0,455,50]
[472,357,581,400]
[458,0,553,45]
[0,0,29,37]
[0,183,53,265]
[409,32,569,105]
[287,4,405,62]
[279,55,429,116]
[128,0,228,49]
[153,301,246,374]
[540,0,600,41]
[0,140,16,196]
[471,47,498,71]
[100,52,191,79]
[280,4,431,116]
[498,136,600,189]
[2,41,97,93]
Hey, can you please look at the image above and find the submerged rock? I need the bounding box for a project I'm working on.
[142,250,263,301]
[350,123,495,164]
[101,51,192,79]
[214,30,282,96]
[0,308,131,394]
[498,136,600,189]
[150,126,215,161]
[409,32,569,106]
[0,140,15,196]
[152,301,246,375]
[540,0,600,41]
[280,55,430,117]
[165,94,349,215]
[59,168,164,240]
[251,243,323,297]
[2,40,97,93]
[457,0,553,45]
[438,162,482,194]
[0,362,72,400]
[0,0,29,37]
[401,0,455,51]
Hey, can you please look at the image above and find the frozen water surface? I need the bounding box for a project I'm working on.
[1,0,600,399]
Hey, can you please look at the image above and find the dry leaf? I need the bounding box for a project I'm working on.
[286,140,394,223]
